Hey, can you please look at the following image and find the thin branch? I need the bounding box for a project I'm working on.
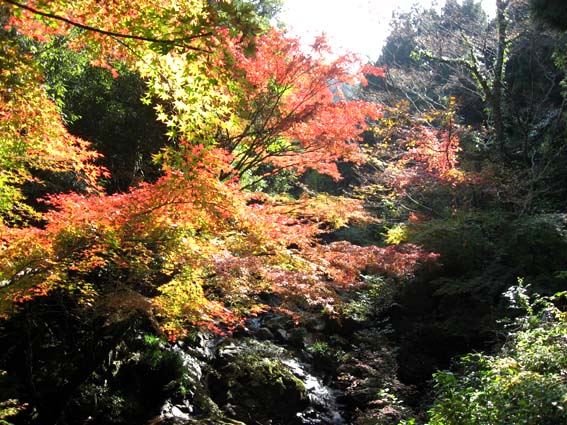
[2,0,213,50]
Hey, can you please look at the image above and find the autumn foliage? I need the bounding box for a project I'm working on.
[0,0,436,339]
[0,145,436,336]
[0,29,104,221]
[220,30,383,180]
[355,98,489,221]
[143,28,384,182]
[3,0,249,68]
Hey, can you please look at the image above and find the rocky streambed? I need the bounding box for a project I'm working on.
[4,274,491,425]
[137,308,414,425]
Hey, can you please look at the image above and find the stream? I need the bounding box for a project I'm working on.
[156,315,347,424]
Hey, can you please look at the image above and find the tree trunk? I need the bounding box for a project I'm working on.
[492,0,509,154]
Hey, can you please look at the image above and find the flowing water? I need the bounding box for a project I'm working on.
[282,358,345,424]
[158,331,344,424]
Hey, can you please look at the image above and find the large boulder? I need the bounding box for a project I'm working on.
[210,339,309,424]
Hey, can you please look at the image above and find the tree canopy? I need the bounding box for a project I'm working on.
[0,0,424,340]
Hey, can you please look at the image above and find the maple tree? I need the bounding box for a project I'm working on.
[0,0,260,218]
[0,143,437,336]
[0,0,436,342]
[2,0,260,63]
[219,29,383,182]
[354,99,488,222]
[0,23,104,223]
[144,27,384,184]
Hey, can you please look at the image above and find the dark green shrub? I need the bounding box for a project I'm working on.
[403,212,504,277]
[428,282,567,425]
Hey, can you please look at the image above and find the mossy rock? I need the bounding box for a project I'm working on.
[211,339,308,423]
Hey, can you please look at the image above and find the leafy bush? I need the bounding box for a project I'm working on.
[341,275,397,321]
[428,282,567,425]
[404,212,504,277]
[502,214,567,276]
[402,213,567,280]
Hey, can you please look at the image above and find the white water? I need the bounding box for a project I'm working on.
[282,358,344,424]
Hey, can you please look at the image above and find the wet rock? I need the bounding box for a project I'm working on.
[334,327,417,424]
[289,326,309,348]
[274,327,290,342]
[210,338,345,424]
[159,400,192,422]
[211,339,308,423]
[282,358,345,424]
[256,326,275,340]
[183,330,220,362]
[303,314,327,333]
[263,314,295,332]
